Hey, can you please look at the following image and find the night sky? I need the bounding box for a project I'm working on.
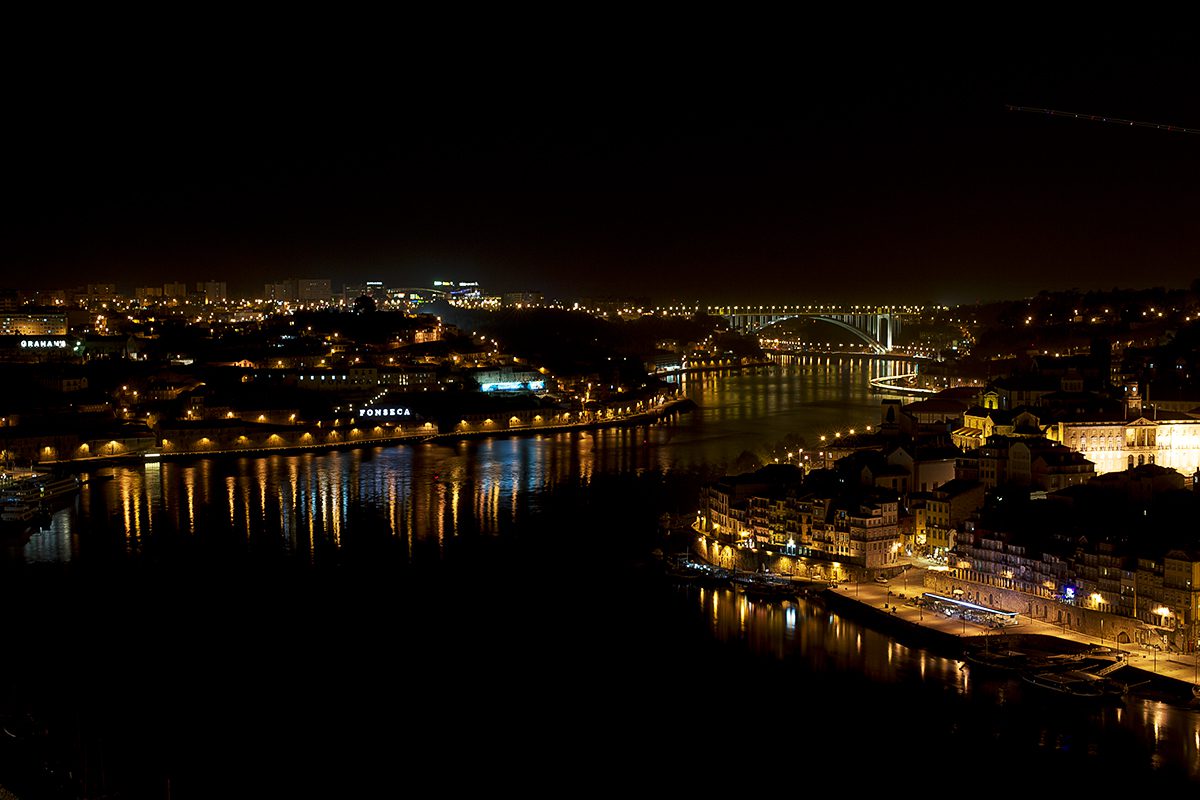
[3,31,1197,305]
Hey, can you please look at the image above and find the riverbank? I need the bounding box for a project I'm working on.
[658,359,776,376]
[822,567,1200,705]
[39,397,698,468]
[765,348,924,362]
[673,531,1200,705]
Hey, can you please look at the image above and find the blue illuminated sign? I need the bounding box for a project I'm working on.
[481,380,545,392]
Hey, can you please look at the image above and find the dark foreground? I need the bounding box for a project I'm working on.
[3,459,1200,796]
[5,562,1199,797]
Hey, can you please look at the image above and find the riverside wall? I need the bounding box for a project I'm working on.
[922,570,1148,649]
[44,397,696,465]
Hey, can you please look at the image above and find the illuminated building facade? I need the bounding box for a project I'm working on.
[0,313,68,336]
[698,473,901,569]
[471,369,546,393]
[962,435,1094,490]
[1048,413,1200,477]
[912,478,985,557]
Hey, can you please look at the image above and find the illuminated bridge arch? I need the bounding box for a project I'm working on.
[682,305,929,353]
[758,314,889,354]
[718,311,898,353]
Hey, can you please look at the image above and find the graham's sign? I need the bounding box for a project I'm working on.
[358,407,413,418]
[20,339,68,349]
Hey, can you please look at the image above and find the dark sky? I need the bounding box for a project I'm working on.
[3,29,1198,305]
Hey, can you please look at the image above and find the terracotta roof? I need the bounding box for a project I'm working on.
[903,398,968,415]
[934,386,984,401]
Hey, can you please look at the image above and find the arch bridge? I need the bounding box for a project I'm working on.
[707,305,924,353]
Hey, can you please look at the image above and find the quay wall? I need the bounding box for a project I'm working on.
[922,570,1146,649]
[37,398,695,465]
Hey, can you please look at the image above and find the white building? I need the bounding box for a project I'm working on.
[1048,412,1200,477]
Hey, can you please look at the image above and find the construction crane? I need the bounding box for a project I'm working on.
[1005,105,1199,135]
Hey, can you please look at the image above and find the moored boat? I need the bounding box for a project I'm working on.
[1022,668,1126,701]
[665,555,733,587]
[1022,670,1103,698]
[0,474,79,508]
[33,475,81,503]
[732,572,799,600]
[962,646,1029,673]
[1,504,35,523]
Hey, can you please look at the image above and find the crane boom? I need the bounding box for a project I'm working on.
[1006,105,1199,135]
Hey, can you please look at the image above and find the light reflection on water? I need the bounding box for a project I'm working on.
[27,430,682,566]
[692,587,969,688]
[14,357,929,568]
[661,356,909,470]
[10,355,1200,782]
[684,583,1200,781]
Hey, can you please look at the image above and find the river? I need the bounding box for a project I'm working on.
[1,355,1197,796]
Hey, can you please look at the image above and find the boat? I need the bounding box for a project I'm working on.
[1022,668,1126,700]
[1068,669,1129,699]
[0,501,35,537]
[0,474,79,508]
[32,475,80,504]
[1022,670,1103,698]
[962,645,1029,673]
[664,554,733,587]
[732,571,799,600]
[1,504,35,523]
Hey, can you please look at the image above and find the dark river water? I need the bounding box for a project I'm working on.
[2,356,1198,797]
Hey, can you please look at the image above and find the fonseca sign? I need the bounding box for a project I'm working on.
[20,339,68,349]
[358,407,413,418]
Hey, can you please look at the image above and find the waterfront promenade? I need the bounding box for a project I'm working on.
[828,567,1200,694]
[38,396,695,467]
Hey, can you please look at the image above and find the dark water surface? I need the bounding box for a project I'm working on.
[3,357,1198,796]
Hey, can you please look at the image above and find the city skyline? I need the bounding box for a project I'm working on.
[2,36,1196,306]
